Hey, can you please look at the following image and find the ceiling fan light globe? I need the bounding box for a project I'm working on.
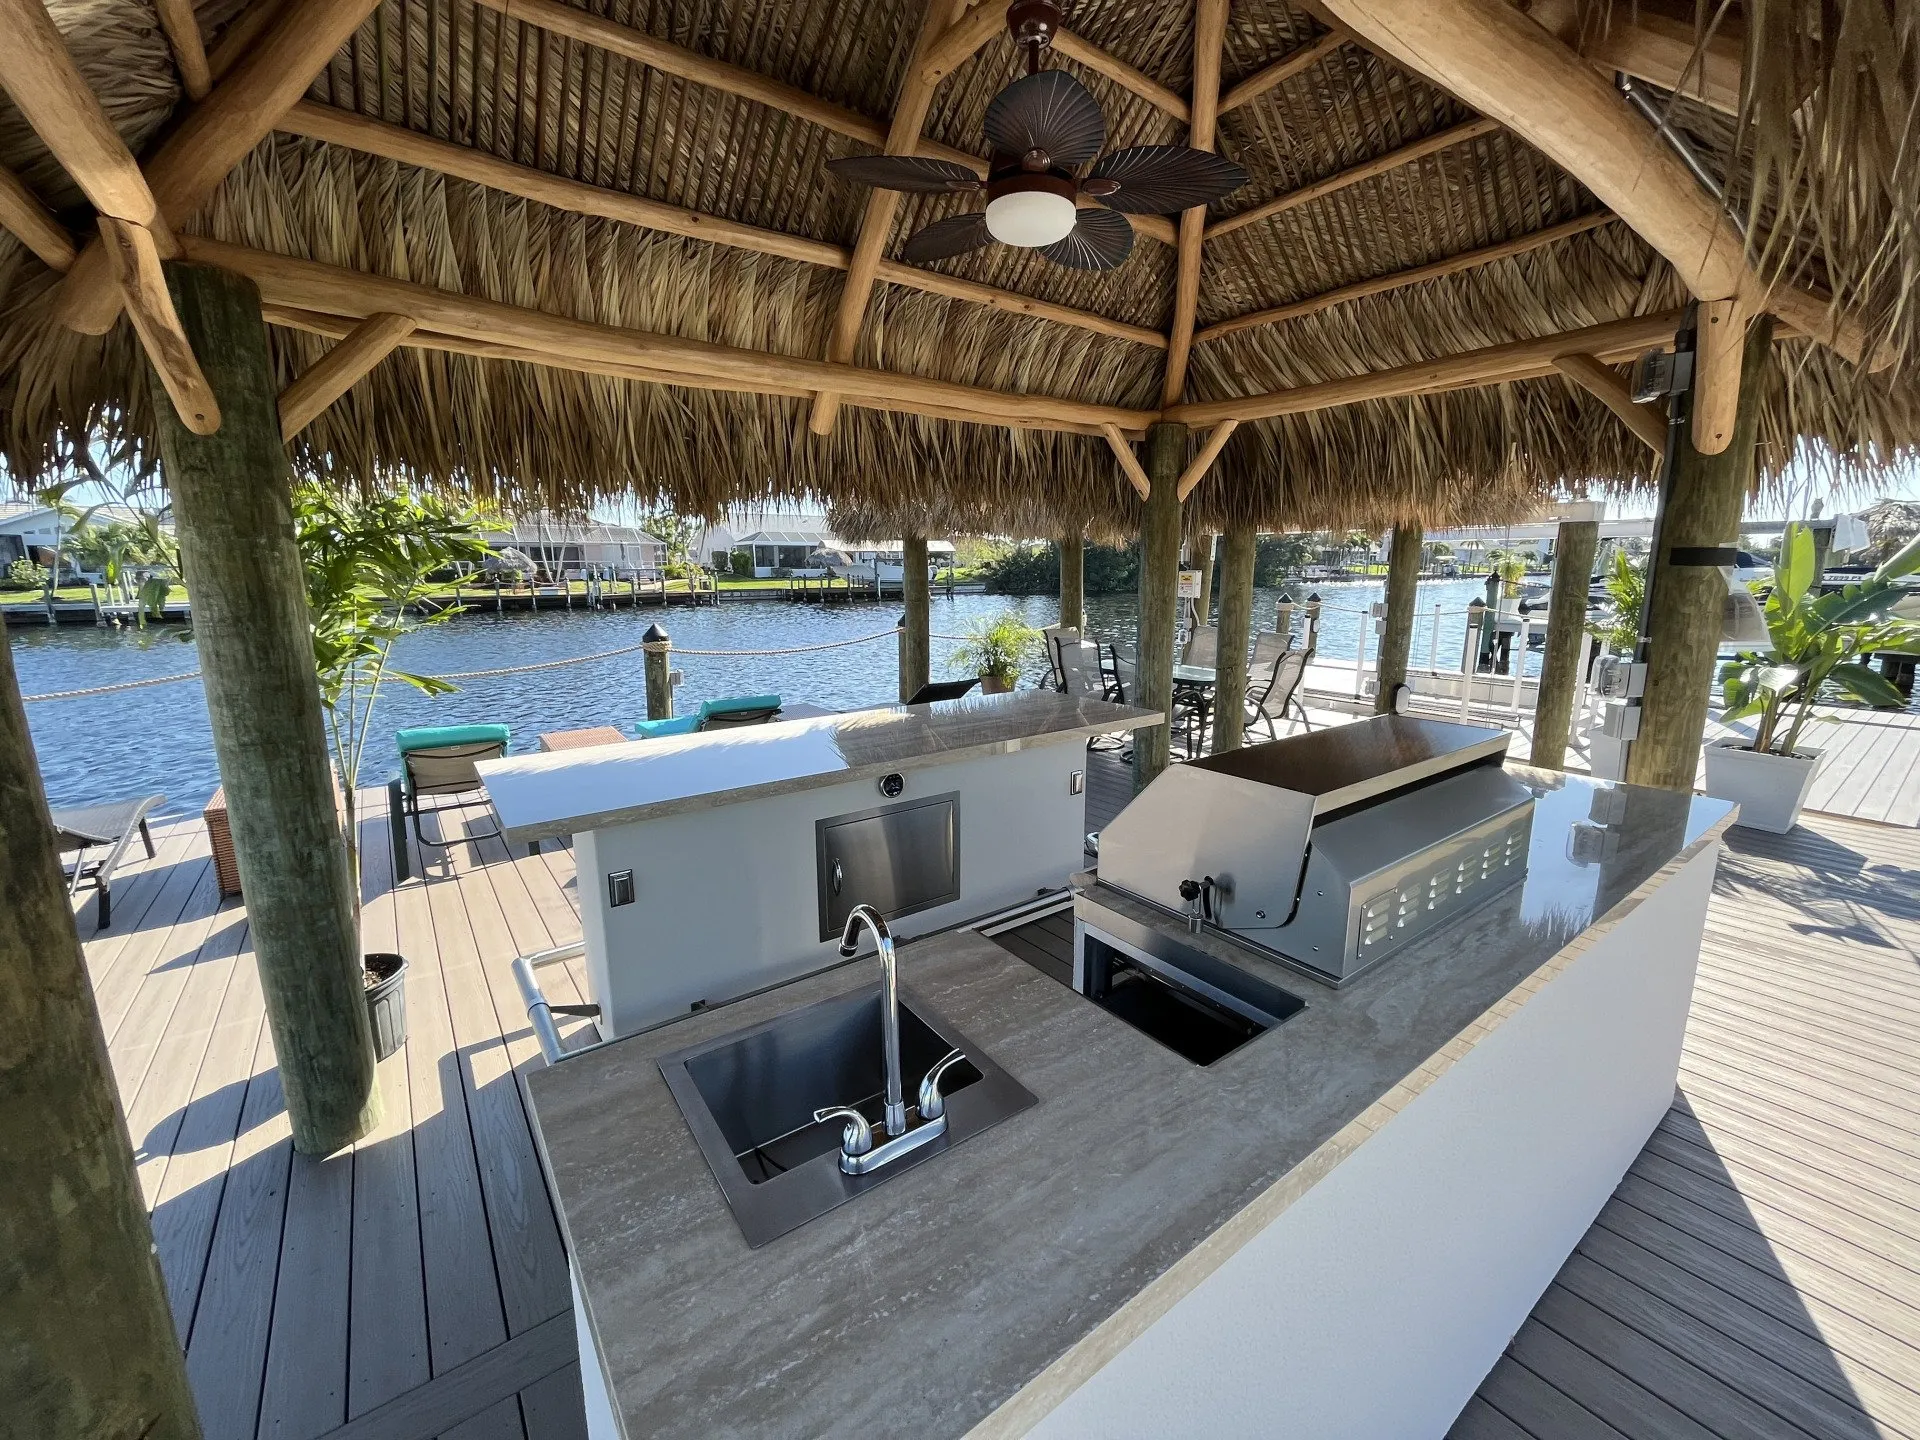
[985,190,1078,248]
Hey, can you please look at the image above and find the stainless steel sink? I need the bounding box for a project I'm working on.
[659,983,1037,1247]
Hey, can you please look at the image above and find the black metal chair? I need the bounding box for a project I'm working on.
[1247,639,1314,741]
[51,794,164,930]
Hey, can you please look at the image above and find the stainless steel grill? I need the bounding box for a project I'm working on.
[1094,716,1534,985]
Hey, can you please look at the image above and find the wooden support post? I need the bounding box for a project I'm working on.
[1628,314,1775,792]
[1530,517,1601,770]
[1191,531,1216,625]
[1213,522,1257,752]
[1058,535,1085,634]
[148,260,378,1156]
[1133,422,1186,790]
[642,623,673,718]
[1374,523,1422,713]
[0,636,203,1440]
[900,535,931,702]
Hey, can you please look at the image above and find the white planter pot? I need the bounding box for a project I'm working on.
[1701,738,1825,833]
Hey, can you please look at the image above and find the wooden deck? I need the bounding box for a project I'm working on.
[85,775,1920,1438]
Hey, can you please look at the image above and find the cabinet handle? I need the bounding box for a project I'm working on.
[832,860,843,895]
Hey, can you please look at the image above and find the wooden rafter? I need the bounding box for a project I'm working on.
[918,1,1010,86]
[809,0,979,438]
[1101,423,1154,500]
[152,0,212,99]
[1197,211,1614,344]
[278,311,416,439]
[1207,116,1502,241]
[1053,29,1189,122]
[1551,352,1668,454]
[1175,419,1239,500]
[183,236,1157,437]
[279,104,1166,349]
[1167,309,1688,426]
[53,0,388,336]
[0,0,217,432]
[1527,0,1743,115]
[1219,28,1349,114]
[1159,0,1228,408]
[0,162,76,271]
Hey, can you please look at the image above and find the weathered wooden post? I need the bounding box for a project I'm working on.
[149,262,377,1156]
[1531,512,1603,770]
[1274,591,1295,645]
[1213,522,1257,752]
[1629,316,1775,792]
[1304,593,1323,652]
[1133,422,1187,790]
[900,535,931,701]
[1,637,203,1440]
[1191,530,1216,625]
[643,622,674,719]
[1374,524,1423,713]
[1058,534,1085,634]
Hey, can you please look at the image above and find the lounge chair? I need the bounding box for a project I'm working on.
[697,694,783,729]
[908,678,980,704]
[51,793,164,930]
[390,724,510,876]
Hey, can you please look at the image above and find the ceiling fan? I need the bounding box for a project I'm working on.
[826,0,1248,271]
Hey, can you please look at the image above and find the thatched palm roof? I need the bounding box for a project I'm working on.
[0,0,1914,538]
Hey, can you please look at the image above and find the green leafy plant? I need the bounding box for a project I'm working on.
[1486,548,1530,597]
[4,557,49,591]
[949,612,1041,687]
[296,484,501,931]
[1719,522,1920,758]
[1587,549,1646,654]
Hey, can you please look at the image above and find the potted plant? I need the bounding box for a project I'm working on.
[297,484,500,1056]
[950,612,1040,694]
[1708,522,1920,832]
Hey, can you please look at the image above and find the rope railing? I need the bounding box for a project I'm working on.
[19,670,204,703]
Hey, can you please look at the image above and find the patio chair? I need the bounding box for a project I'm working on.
[1099,643,1133,704]
[391,724,510,864]
[908,678,980,704]
[697,693,783,728]
[51,793,164,930]
[1247,639,1314,741]
[1183,623,1218,668]
[1039,626,1081,689]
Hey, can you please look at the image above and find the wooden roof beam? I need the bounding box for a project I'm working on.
[1175,419,1239,500]
[1551,352,1668,453]
[0,162,77,271]
[279,311,416,439]
[1167,308,1688,426]
[52,0,389,336]
[153,0,212,99]
[1159,0,1228,408]
[1207,116,1501,242]
[810,0,981,438]
[278,103,1165,347]
[0,0,217,433]
[1197,211,1614,343]
[182,236,1158,437]
[1526,0,1743,116]
[1219,28,1349,114]
[1053,29,1190,122]
[265,302,1131,438]
[1101,424,1154,500]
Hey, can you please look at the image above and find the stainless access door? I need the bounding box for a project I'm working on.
[817,793,961,940]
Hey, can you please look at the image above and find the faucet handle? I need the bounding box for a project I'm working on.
[916,1049,968,1122]
[813,1105,874,1157]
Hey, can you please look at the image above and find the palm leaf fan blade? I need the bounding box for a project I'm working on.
[1087,145,1248,214]
[983,71,1106,168]
[901,211,993,263]
[1040,207,1132,270]
[826,155,982,192]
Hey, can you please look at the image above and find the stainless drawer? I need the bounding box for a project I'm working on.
[817,793,960,940]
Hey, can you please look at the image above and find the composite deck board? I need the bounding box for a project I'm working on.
[85,791,1920,1440]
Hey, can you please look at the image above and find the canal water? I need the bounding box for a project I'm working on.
[14,578,1502,811]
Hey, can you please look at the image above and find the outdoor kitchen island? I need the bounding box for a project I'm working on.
[524,760,1736,1440]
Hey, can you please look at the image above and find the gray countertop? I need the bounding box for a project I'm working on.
[481,690,1160,844]
[526,770,1735,1438]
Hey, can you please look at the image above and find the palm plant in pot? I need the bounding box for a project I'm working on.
[297,484,500,1055]
[950,612,1041,694]
[1708,522,1920,832]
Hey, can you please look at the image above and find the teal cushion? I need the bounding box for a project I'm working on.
[698,694,782,721]
[396,723,510,755]
[633,715,701,739]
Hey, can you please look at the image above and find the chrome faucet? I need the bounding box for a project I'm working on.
[839,903,908,1138]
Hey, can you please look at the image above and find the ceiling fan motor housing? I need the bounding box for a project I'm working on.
[1005,0,1062,50]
